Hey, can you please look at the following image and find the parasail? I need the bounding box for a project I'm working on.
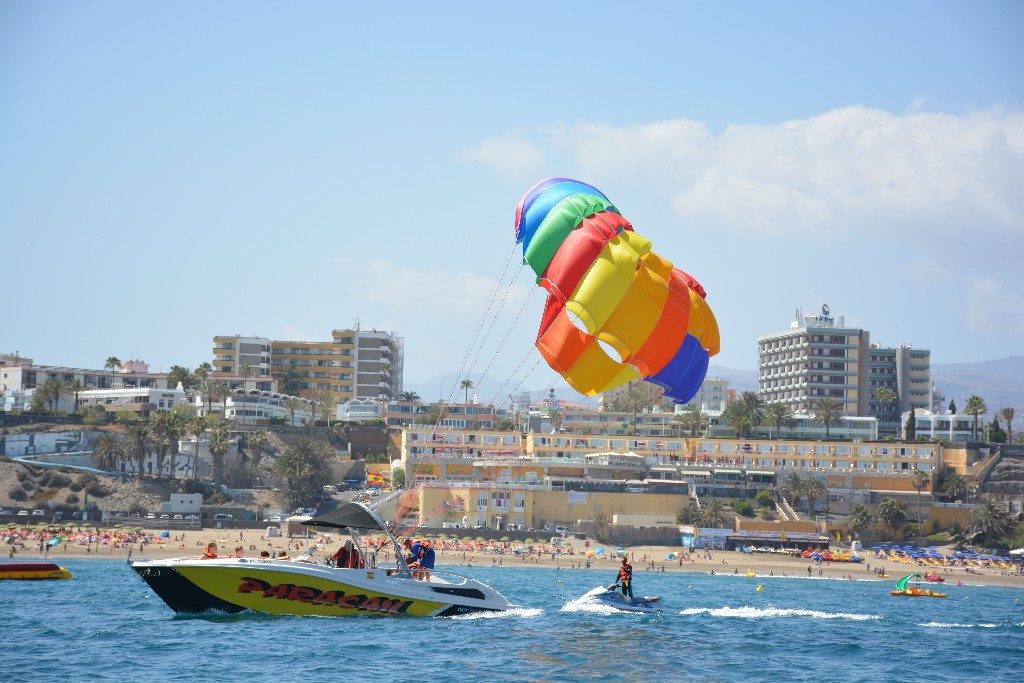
[514,178,719,403]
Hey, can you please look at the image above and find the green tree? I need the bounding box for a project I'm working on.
[90,433,123,471]
[782,472,805,513]
[876,497,909,539]
[738,391,766,428]
[460,379,474,406]
[942,472,970,503]
[812,397,845,438]
[763,402,794,439]
[948,399,957,415]
[186,415,206,479]
[272,439,333,507]
[123,424,154,479]
[398,391,420,402]
[721,401,753,438]
[698,497,731,527]
[392,466,406,488]
[905,409,917,440]
[239,363,254,390]
[804,478,827,518]
[966,496,1017,545]
[104,356,121,388]
[208,420,230,488]
[911,469,930,522]
[82,404,109,426]
[847,503,874,538]
[733,499,755,517]
[676,503,701,525]
[39,378,69,413]
[986,417,1007,443]
[755,490,775,509]
[964,395,987,441]
[676,404,709,437]
[148,411,173,476]
[282,361,306,394]
[197,379,218,415]
[998,407,1015,444]
[874,386,898,426]
[68,379,86,413]
[195,362,214,382]
[27,391,49,413]
[305,388,334,431]
[246,430,269,475]
[592,511,613,543]
[282,396,306,427]
[167,365,196,391]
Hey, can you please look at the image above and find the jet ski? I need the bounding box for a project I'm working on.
[594,585,662,614]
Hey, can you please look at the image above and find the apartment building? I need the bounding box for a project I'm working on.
[212,327,403,408]
[1,358,169,394]
[681,377,734,412]
[758,307,931,436]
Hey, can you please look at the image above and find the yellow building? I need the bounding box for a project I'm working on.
[415,484,685,530]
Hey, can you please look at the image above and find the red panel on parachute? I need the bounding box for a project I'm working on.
[540,210,631,302]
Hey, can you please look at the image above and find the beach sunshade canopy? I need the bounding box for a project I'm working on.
[1009,548,1024,555]
[301,502,386,531]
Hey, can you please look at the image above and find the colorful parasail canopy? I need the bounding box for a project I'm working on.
[514,178,720,403]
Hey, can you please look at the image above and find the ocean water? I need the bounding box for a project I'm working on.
[2,560,1023,682]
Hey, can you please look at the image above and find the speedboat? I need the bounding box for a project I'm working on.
[890,573,947,598]
[0,561,73,580]
[131,502,513,617]
[594,586,662,614]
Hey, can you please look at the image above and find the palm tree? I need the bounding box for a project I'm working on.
[167,365,196,391]
[698,497,731,527]
[721,401,752,438]
[460,379,474,406]
[104,356,121,389]
[998,407,1015,444]
[738,391,766,429]
[398,391,420,402]
[964,395,987,441]
[812,397,845,438]
[847,504,874,539]
[195,362,214,382]
[782,472,805,514]
[873,386,898,429]
[239,363,254,391]
[38,378,68,413]
[763,402,794,439]
[675,404,709,437]
[148,411,172,476]
[209,382,231,419]
[187,416,206,478]
[282,397,305,426]
[164,411,186,478]
[197,379,218,415]
[305,388,333,431]
[876,497,909,539]
[804,478,827,518]
[910,469,930,521]
[676,503,701,525]
[966,496,1017,544]
[246,430,269,475]
[941,473,970,503]
[123,424,154,479]
[68,379,86,413]
[90,433,123,471]
[208,420,230,488]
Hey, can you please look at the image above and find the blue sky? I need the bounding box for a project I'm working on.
[2,2,1022,398]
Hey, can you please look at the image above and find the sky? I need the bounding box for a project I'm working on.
[2,1,1022,401]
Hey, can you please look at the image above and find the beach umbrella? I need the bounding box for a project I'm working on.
[159,530,169,538]
[1009,548,1024,555]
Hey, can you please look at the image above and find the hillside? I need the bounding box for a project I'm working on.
[932,355,1024,413]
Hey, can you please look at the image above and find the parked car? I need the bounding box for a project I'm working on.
[159,514,170,519]
[31,509,45,517]
[267,515,282,523]
[553,525,568,537]
[213,513,234,521]
[172,514,183,520]
[145,513,156,519]
[17,510,29,517]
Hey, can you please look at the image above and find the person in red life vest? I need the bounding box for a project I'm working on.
[332,540,353,568]
[417,539,435,581]
[617,556,634,602]
[201,542,218,559]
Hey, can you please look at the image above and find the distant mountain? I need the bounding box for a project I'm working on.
[706,365,758,394]
[932,355,1024,413]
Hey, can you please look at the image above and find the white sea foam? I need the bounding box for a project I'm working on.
[918,622,1001,629]
[451,607,544,620]
[679,605,881,621]
[560,586,633,615]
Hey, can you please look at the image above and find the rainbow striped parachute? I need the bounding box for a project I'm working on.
[515,178,719,403]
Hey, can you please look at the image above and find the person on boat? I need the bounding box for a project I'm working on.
[276,550,291,561]
[617,556,634,602]
[233,546,245,558]
[418,540,435,581]
[332,540,353,568]
[201,542,218,559]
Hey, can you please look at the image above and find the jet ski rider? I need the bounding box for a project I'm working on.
[617,556,634,602]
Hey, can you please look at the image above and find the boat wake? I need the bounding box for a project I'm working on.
[679,606,881,621]
[451,607,544,620]
[561,587,636,615]
[918,621,1023,629]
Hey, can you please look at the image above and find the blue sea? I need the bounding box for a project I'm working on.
[2,560,1022,682]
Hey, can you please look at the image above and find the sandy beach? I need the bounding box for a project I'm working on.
[8,527,1023,589]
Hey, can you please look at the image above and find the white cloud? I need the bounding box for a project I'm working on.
[470,106,1024,240]
[461,136,546,178]
[966,277,1024,336]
